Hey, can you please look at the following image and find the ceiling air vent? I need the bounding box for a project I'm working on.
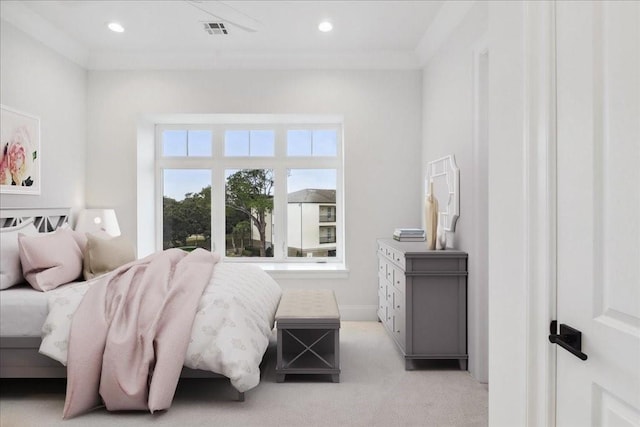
[204,22,228,35]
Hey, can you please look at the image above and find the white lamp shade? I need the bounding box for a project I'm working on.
[75,209,121,237]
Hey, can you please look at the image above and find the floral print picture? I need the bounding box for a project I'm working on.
[0,105,40,195]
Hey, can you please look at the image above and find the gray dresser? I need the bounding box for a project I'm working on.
[377,238,468,370]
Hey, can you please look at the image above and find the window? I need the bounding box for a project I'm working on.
[319,226,336,244]
[162,169,211,251]
[225,168,274,257]
[319,205,336,223]
[225,130,275,157]
[287,130,337,156]
[287,170,336,258]
[156,119,343,264]
[163,130,212,157]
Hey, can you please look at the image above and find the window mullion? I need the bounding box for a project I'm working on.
[270,125,286,261]
[274,187,286,260]
[212,126,225,255]
[212,163,225,255]
[336,166,344,263]
[155,125,163,251]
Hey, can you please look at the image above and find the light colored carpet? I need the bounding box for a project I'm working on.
[0,321,487,427]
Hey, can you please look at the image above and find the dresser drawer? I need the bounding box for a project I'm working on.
[392,287,404,315]
[391,264,406,293]
[378,256,392,282]
[379,256,395,283]
[390,250,405,269]
[393,309,406,349]
[378,256,385,275]
[392,289,406,349]
[378,283,386,320]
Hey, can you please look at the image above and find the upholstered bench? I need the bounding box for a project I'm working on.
[275,289,340,383]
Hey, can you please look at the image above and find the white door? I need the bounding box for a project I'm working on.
[556,1,640,426]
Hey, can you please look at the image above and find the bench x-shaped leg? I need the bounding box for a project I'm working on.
[283,329,333,368]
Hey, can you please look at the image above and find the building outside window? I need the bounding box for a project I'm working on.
[155,118,343,264]
[287,189,336,257]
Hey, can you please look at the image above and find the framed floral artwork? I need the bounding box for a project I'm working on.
[0,105,40,195]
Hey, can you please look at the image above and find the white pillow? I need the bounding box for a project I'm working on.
[0,219,38,290]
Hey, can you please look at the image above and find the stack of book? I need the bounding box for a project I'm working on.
[393,228,426,242]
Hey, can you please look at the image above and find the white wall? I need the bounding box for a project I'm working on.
[421,2,488,383]
[0,22,86,213]
[86,69,423,320]
[487,1,529,423]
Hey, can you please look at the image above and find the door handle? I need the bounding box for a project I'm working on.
[548,321,588,361]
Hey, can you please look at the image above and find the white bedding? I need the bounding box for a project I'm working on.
[40,262,282,392]
[0,282,82,337]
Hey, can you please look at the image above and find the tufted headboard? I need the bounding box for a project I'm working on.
[0,208,71,232]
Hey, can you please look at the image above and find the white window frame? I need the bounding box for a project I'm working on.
[154,116,344,266]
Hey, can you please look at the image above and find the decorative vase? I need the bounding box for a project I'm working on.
[436,213,446,250]
[425,180,438,250]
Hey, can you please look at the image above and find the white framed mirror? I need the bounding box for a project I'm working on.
[426,154,460,232]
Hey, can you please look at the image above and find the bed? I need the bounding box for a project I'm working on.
[0,208,282,410]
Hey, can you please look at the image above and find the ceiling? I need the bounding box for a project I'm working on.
[0,0,472,70]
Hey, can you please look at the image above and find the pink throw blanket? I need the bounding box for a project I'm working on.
[63,248,219,419]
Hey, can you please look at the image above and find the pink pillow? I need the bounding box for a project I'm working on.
[60,223,88,251]
[18,229,83,292]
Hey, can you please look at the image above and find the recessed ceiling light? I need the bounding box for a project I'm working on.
[108,22,125,33]
[318,21,333,33]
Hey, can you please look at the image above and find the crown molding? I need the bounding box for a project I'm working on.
[1,1,89,68]
[86,49,422,70]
